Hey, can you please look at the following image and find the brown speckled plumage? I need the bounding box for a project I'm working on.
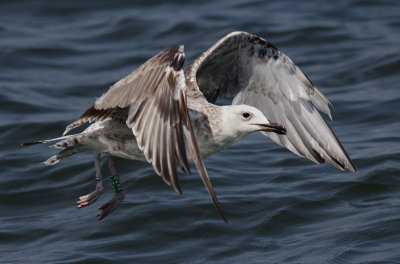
[23,31,356,222]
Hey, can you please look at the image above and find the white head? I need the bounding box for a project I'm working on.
[220,104,286,140]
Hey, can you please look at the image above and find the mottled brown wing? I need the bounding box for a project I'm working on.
[126,53,189,193]
[63,45,186,135]
[64,45,227,221]
[127,55,227,222]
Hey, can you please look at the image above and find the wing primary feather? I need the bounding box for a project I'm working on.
[158,121,171,186]
[128,100,147,125]
[167,124,181,194]
[320,118,357,173]
[180,90,228,223]
[186,31,356,173]
[152,117,162,176]
[143,108,158,162]
[172,93,191,175]
[175,121,190,175]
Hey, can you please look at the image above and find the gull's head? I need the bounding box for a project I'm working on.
[222,105,286,138]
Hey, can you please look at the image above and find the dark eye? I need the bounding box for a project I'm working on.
[242,112,251,119]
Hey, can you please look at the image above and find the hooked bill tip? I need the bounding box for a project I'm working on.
[253,122,286,135]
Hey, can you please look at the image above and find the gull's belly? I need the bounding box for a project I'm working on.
[101,129,227,163]
[93,118,234,163]
[104,136,225,163]
[98,134,146,162]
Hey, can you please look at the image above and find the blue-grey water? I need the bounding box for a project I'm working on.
[1,0,399,263]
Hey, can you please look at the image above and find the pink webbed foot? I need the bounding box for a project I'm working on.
[77,180,104,208]
[97,192,125,220]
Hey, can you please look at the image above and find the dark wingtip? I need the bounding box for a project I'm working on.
[347,160,358,174]
[174,185,183,196]
[211,196,229,224]
[221,213,229,224]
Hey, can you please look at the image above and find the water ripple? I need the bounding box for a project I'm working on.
[1,0,400,263]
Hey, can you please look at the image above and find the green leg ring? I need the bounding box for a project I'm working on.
[110,174,123,193]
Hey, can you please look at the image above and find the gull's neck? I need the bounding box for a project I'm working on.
[188,103,245,158]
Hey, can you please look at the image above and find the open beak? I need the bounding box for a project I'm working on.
[252,121,286,135]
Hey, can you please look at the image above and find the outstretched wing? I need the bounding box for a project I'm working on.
[65,46,227,221]
[185,31,356,173]
[63,46,186,135]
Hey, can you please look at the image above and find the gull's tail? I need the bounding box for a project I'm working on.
[21,134,90,165]
[21,135,73,147]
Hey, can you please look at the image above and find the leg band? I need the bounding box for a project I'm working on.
[110,174,122,193]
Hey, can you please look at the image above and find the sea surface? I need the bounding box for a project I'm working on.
[1,0,399,263]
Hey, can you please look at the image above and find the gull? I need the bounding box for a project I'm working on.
[22,31,356,222]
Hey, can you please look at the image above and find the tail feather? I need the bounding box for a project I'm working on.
[21,135,72,147]
[23,134,88,165]
[21,141,44,146]
[42,148,79,166]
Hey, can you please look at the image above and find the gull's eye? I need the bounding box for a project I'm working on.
[242,112,251,119]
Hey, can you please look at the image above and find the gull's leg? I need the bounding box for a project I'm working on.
[77,151,105,208]
[98,156,125,220]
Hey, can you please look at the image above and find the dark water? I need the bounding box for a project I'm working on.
[1,0,399,263]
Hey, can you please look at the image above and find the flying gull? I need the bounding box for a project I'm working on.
[22,31,357,222]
